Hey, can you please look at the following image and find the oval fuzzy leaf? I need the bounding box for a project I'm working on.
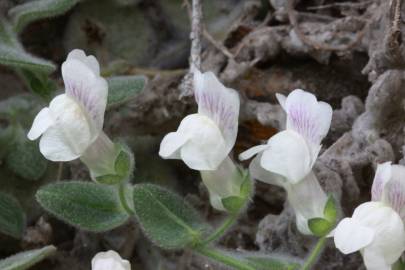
[133,184,208,249]
[9,0,80,33]
[0,245,56,270]
[6,139,48,181]
[0,45,56,73]
[36,181,129,232]
[107,75,147,108]
[0,192,25,238]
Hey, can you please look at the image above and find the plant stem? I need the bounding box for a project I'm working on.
[203,214,238,245]
[301,237,327,270]
[195,246,255,270]
[118,184,134,215]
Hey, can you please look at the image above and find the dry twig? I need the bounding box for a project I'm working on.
[180,0,203,97]
[286,0,368,51]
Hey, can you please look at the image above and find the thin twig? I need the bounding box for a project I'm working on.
[189,0,202,72]
[184,0,234,59]
[387,0,402,50]
[286,0,368,51]
[180,0,203,97]
[307,0,376,10]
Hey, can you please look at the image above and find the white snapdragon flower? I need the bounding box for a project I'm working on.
[159,70,239,171]
[28,49,108,161]
[92,250,131,270]
[334,163,405,270]
[240,89,333,234]
[159,70,243,211]
[27,50,122,181]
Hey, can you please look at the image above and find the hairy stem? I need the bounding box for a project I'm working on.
[195,246,255,270]
[202,214,238,245]
[301,237,327,270]
[118,183,134,215]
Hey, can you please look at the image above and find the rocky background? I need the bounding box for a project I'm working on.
[0,0,403,269]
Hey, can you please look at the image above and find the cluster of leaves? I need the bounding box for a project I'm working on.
[0,0,147,268]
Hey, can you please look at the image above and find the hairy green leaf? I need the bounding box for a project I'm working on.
[107,75,147,108]
[0,192,25,238]
[5,139,48,181]
[36,181,129,232]
[0,245,56,270]
[0,19,21,48]
[9,0,80,33]
[0,45,55,73]
[133,184,208,249]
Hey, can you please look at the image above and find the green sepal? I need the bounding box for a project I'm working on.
[221,170,252,214]
[0,192,25,239]
[95,143,134,185]
[0,245,56,270]
[36,181,130,232]
[132,183,209,250]
[323,195,338,223]
[308,217,333,237]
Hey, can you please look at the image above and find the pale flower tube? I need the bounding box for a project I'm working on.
[92,250,131,270]
[240,89,332,234]
[333,163,405,270]
[28,49,108,162]
[200,157,246,211]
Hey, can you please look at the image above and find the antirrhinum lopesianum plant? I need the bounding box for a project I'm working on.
[333,162,405,270]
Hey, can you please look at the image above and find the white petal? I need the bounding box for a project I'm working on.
[382,164,405,216]
[92,250,130,270]
[362,247,391,270]
[200,157,243,198]
[352,202,405,265]
[67,49,100,75]
[275,93,286,110]
[62,56,107,133]
[208,190,226,211]
[261,130,312,183]
[159,114,228,170]
[179,114,228,170]
[284,89,332,147]
[39,125,81,161]
[334,217,375,254]
[27,107,53,140]
[80,132,118,179]
[194,70,240,153]
[40,94,93,161]
[286,171,327,235]
[371,162,392,202]
[239,144,269,161]
[249,155,285,187]
[159,132,189,159]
